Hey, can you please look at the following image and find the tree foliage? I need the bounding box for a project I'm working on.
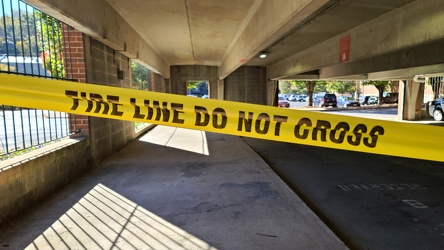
[327,81,356,94]
[0,10,38,56]
[279,81,292,94]
[34,12,64,78]
[0,7,64,78]
[131,61,149,90]
[290,80,308,94]
[187,81,208,96]
[363,80,390,104]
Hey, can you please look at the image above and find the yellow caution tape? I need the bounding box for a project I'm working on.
[0,74,443,162]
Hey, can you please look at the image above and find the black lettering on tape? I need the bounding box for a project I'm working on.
[143,100,154,120]
[273,115,288,136]
[65,90,80,110]
[363,125,384,148]
[195,106,210,126]
[294,118,311,139]
[347,124,367,146]
[81,92,93,112]
[330,122,350,144]
[255,113,270,135]
[294,118,384,148]
[238,112,287,136]
[130,98,145,119]
[312,120,331,142]
[212,108,227,129]
[90,93,109,114]
[107,95,124,116]
[153,101,170,122]
[171,103,185,124]
[238,111,253,132]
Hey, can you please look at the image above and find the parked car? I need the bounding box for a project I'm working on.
[277,96,290,108]
[337,96,360,107]
[427,98,443,121]
[382,92,398,104]
[368,96,378,105]
[360,96,378,105]
[297,94,307,102]
[313,93,337,107]
[288,94,297,101]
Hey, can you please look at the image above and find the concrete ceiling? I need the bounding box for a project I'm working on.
[104,0,260,66]
[104,0,417,69]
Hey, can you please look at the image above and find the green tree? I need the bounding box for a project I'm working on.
[187,81,199,89]
[314,81,328,93]
[196,81,208,96]
[34,12,64,78]
[279,81,292,94]
[363,80,390,105]
[289,80,308,94]
[131,61,149,90]
[0,10,38,57]
[327,81,356,95]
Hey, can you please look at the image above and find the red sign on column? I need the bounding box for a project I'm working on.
[339,35,351,63]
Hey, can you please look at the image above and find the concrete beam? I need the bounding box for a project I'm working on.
[368,64,444,80]
[219,0,333,79]
[319,38,444,79]
[26,0,170,78]
[269,0,444,80]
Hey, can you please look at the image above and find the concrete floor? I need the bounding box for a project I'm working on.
[0,126,347,250]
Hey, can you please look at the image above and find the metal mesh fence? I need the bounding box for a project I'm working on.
[0,0,76,160]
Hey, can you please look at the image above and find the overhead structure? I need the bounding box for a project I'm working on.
[25,0,444,80]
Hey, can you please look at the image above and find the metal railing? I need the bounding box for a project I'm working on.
[0,107,70,157]
[424,76,444,102]
[0,0,77,160]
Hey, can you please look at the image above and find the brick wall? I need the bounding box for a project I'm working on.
[62,26,90,137]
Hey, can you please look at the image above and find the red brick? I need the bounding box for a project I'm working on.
[69,42,83,48]
[73,73,85,79]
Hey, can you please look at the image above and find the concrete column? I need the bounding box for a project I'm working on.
[165,79,171,93]
[217,79,224,100]
[267,80,278,106]
[399,80,425,120]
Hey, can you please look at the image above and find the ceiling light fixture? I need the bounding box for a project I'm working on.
[259,52,268,59]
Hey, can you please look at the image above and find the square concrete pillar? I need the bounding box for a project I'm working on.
[399,80,425,120]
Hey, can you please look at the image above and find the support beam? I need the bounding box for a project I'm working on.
[269,0,444,80]
[26,0,170,78]
[219,0,332,79]
[319,39,444,80]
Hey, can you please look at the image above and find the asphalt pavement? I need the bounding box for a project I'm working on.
[242,106,444,249]
[0,126,347,250]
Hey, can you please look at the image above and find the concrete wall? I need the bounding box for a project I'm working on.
[224,66,267,105]
[0,36,150,227]
[0,138,92,224]
[267,80,278,106]
[153,73,167,93]
[170,65,218,98]
[84,37,136,163]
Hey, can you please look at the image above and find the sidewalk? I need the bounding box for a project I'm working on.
[0,126,347,250]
